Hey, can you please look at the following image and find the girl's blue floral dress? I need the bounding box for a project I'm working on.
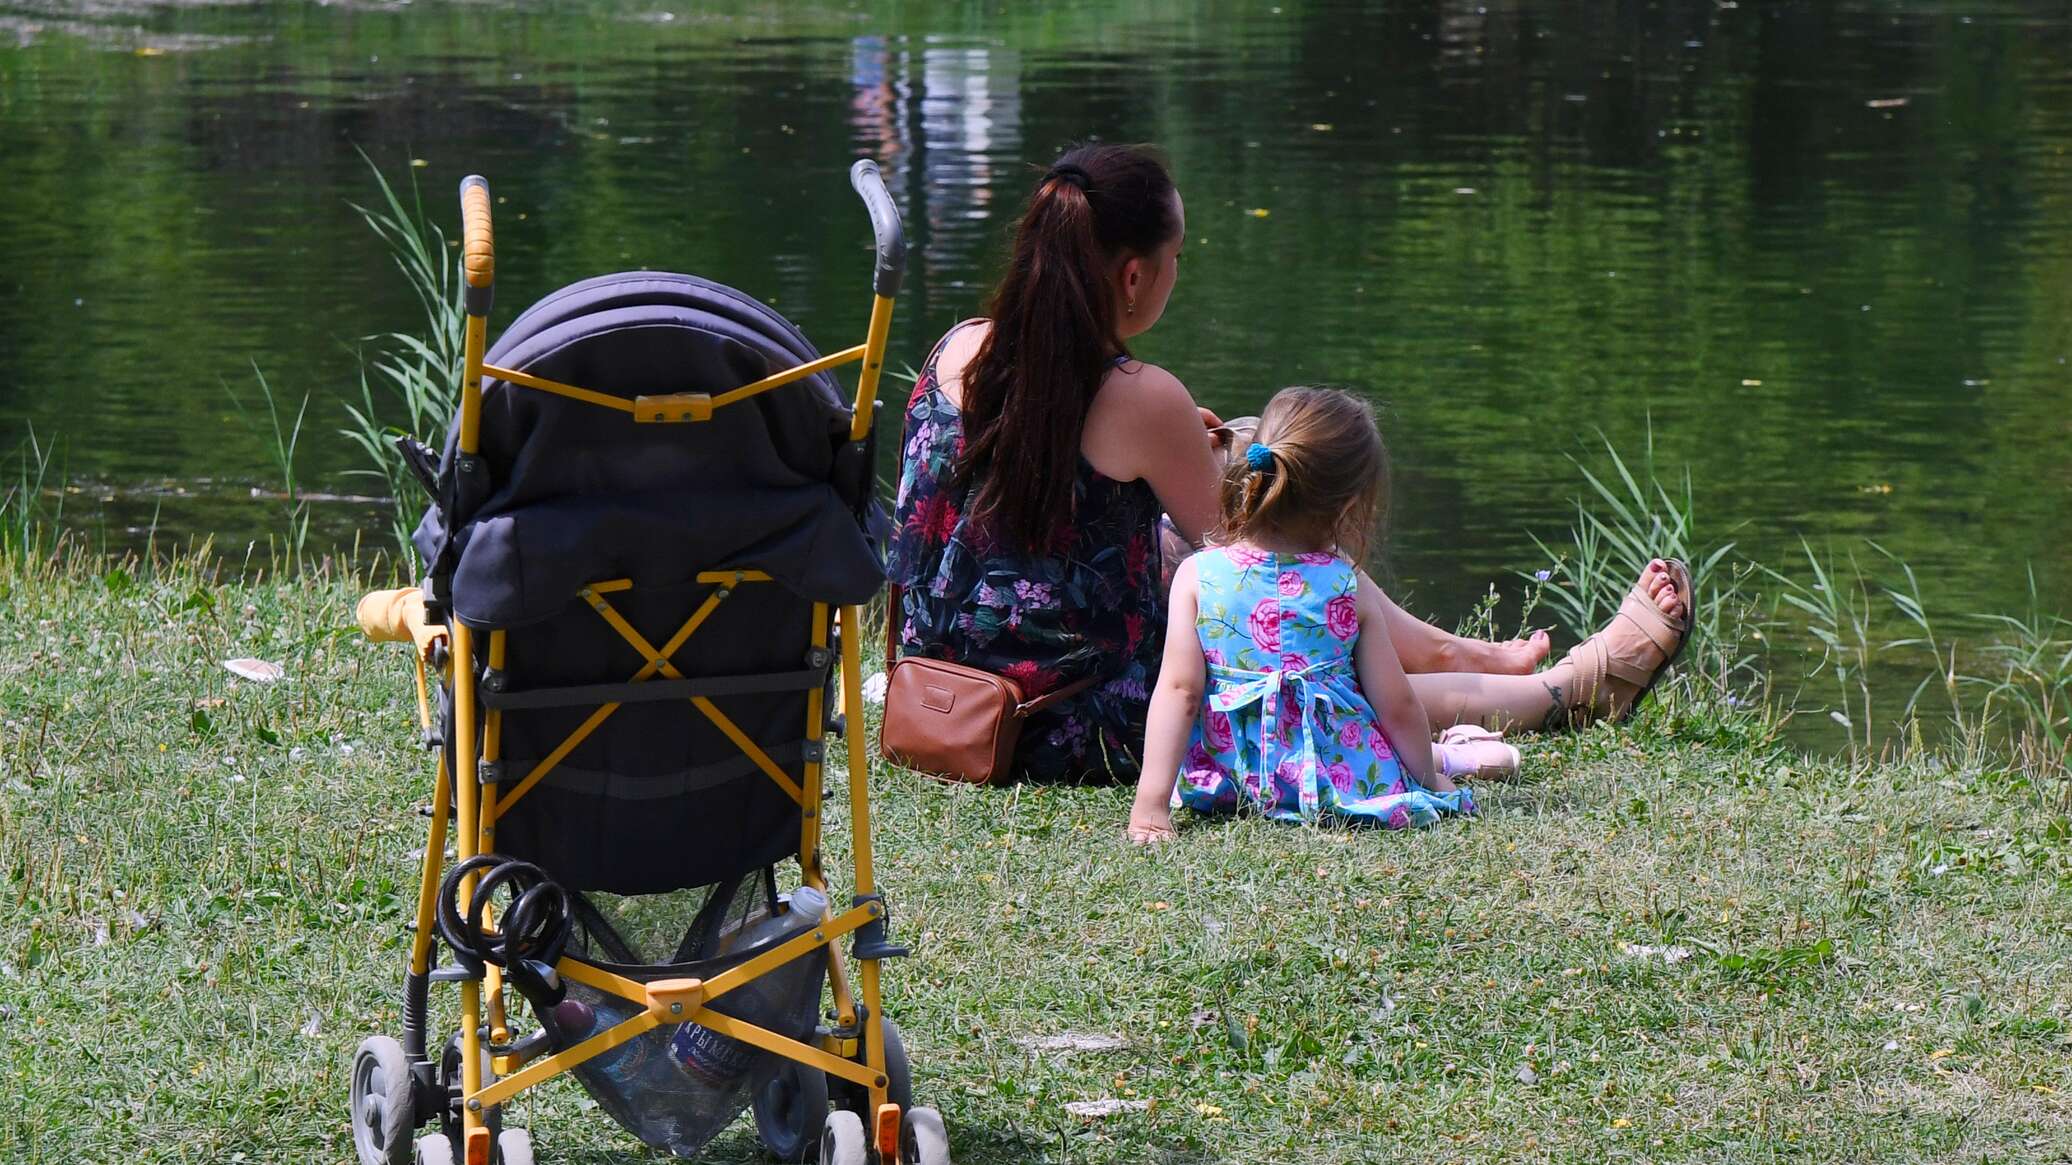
[1177,546,1475,827]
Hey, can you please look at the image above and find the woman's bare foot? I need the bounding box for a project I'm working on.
[1479,562,1681,675]
[1639,558,1687,620]
[1478,628,1552,675]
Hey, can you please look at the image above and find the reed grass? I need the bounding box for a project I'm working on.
[1519,431,2069,784]
[339,152,465,561]
[0,424,62,560]
[223,363,314,572]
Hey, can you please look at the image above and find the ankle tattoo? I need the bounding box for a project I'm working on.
[1538,679,1570,733]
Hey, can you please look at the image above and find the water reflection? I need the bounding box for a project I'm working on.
[1,0,2069,744]
[850,35,1022,293]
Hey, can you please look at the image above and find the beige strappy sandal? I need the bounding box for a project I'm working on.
[1560,559,1696,726]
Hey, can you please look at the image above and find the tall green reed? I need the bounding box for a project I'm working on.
[341,153,464,562]
[1529,430,2067,779]
[1968,569,2072,786]
[1525,427,1746,682]
[1,425,62,560]
[223,363,313,571]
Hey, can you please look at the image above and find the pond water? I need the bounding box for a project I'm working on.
[2,0,2069,728]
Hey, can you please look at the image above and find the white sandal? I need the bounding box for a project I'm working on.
[1435,725,1521,782]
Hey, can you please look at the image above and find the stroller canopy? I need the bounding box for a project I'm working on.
[414,271,884,629]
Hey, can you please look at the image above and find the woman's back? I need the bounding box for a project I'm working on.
[886,323,1166,782]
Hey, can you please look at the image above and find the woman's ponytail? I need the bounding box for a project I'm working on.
[957,145,1179,554]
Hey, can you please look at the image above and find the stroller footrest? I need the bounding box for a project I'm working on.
[850,894,909,961]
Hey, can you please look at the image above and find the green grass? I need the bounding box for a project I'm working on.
[3,547,2069,1164]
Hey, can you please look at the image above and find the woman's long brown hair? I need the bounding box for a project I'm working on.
[955,143,1180,553]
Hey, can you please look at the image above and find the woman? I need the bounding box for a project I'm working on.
[886,143,1689,782]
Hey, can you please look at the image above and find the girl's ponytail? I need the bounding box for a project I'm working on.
[958,145,1179,553]
[1214,388,1389,562]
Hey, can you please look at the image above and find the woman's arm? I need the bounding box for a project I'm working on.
[1082,363,1225,545]
[1351,571,1451,792]
[1128,555,1208,842]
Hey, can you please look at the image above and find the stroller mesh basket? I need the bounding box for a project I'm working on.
[538,877,829,1157]
[346,163,951,1165]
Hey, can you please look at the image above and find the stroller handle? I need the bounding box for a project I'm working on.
[849,159,905,298]
[357,587,446,657]
[459,175,495,310]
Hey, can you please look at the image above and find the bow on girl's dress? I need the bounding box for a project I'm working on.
[1205,657,1350,819]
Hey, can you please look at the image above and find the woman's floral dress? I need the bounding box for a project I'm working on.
[885,323,1164,782]
[1176,546,1475,826]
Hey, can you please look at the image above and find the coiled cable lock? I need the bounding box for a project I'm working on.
[436,854,572,1004]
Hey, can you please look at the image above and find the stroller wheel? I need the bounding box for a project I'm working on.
[753,1058,830,1162]
[350,1036,417,1165]
[496,1128,534,1165]
[412,1132,454,1165]
[818,1110,866,1165]
[900,1107,950,1165]
[834,1016,912,1116]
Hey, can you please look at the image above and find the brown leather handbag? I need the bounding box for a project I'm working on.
[878,586,1097,784]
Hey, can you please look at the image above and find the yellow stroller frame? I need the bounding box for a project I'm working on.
[352,162,943,1165]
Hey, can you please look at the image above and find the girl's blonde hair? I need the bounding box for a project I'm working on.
[1215,386,1389,562]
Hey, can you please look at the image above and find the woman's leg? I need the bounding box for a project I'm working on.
[1377,586,1550,676]
[1384,560,1687,677]
[1410,664,1575,734]
[1409,560,1691,733]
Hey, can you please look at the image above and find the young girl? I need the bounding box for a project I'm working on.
[1126,386,1515,842]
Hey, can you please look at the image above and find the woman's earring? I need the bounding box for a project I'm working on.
[1126,299,1136,315]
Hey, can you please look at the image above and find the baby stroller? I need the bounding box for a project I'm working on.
[347,162,949,1165]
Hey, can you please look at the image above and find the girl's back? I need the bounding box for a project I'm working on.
[1193,547,1361,674]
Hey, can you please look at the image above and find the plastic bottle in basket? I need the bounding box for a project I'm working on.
[668,885,826,1089]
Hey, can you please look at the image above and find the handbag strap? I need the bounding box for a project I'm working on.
[1016,672,1101,717]
[884,583,902,674]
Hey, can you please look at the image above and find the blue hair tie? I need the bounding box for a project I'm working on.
[1244,442,1274,471]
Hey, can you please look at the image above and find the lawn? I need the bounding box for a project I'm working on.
[3,549,2068,1163]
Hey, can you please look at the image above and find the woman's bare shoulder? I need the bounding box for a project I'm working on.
[1083,358,1204,479]
[1094,358,1193,416]
[932,320,992,406]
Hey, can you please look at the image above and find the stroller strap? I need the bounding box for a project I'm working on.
[478,666,828,712]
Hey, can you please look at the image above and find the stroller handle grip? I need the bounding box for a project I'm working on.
[848,159,905,298]
[459,175,495,296]
[357,587,445,656]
